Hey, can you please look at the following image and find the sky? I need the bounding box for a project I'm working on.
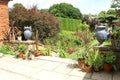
[8,0,112,14]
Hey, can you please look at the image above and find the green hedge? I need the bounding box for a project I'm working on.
[57,17,88,32]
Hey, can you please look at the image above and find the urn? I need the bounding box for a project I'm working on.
[95,25,109,46]
[24,26,32,40]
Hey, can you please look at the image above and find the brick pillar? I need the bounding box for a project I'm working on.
[0,1,11,45]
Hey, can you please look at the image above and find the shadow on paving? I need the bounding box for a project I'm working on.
[66,63,120,80]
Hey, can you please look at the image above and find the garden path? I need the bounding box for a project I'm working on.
[0,55,119,80]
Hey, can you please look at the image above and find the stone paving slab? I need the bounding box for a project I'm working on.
[31,70,69,80]
[0,55,119,80]
[91,72,112,80]
[113,72,120,80]
[0,69,33,80]
[54,63,73,74]
[69,68,92,78]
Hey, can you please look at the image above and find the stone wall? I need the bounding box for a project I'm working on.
[0,1,10,45]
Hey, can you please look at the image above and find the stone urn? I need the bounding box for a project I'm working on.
[24,26,32,40]
[95,25,109,46]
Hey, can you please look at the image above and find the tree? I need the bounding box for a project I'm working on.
[111,0,120,16]
[97,11,106,23]
[97,9,117,27]
[48,3,82,19]
[9,4,60,42]
[111,0,120,9]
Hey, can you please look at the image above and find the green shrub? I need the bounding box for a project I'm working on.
[0,45,16,55]
[57,17,88,31]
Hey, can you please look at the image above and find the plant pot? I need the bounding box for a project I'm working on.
[18,52,24,58]
[78,59,85,69]
[84,65,92,73]
[103,63,112,73]
[34,51,41,57]
[23,55,28,60]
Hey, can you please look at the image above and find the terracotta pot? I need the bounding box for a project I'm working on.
[34,51,41,57]
[18,52,24,58]
[84,65,92,73]
[78,59,85,69]
[23,56,28,60]
[103,63,112,73]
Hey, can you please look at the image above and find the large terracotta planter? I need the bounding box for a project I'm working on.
[103,63,112,73]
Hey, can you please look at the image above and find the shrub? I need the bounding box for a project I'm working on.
[9,4,60,41]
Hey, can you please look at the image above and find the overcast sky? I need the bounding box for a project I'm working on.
[8,0,112,14]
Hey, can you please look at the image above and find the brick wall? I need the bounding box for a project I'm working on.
[0,2,9,45]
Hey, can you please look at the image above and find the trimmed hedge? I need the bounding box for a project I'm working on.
[57,17,88,32]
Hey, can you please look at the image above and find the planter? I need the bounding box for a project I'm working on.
[34,50,41,57]
[84,65,92,73]
[95,25,108,45]
[103,63,112,72]
[23,55,28,60]
[18,52,24,58]
[24,26,32,40]
[78,59,85,69]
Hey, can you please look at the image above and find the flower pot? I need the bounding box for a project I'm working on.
[23,55,28,60]
[103,63,112,73]
[18,52,24,58]
[78,59,85,69]
[34,51,41,57]
[84,65,92,73]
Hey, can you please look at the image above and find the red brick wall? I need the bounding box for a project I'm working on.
[0,2,9,45]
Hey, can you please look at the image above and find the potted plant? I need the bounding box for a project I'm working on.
[84,53,93,73]
[103,52,116,72]
[92,50,104,72]
[17,44,27,58]
[77,48,87,69]
[16,30,22,41]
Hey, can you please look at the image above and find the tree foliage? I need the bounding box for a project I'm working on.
[97,9,117,26]
[48,3,82,19]
[111,0,120,9]
[9,3,60,41]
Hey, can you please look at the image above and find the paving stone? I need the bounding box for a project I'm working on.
[91,72,112,80]
[54,63,74,74]
[37,56,77,64]
[0,62,18,71]
[0,69,34,80]
[67,76,92,80]
[10,64,41,77]
[16,59,48,68]
[39,61,61,71]
[0,55,22,63]
[31,70,69,80]
[113,72,120,80]
[69,68,92,78]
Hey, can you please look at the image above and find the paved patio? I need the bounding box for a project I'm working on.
[0,55,119,80]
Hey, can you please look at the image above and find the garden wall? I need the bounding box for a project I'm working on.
[0,1,10,45]
[94,46,120,71]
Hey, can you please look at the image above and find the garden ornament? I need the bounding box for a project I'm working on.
[95,25,111,46]
[24,26,32,40]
